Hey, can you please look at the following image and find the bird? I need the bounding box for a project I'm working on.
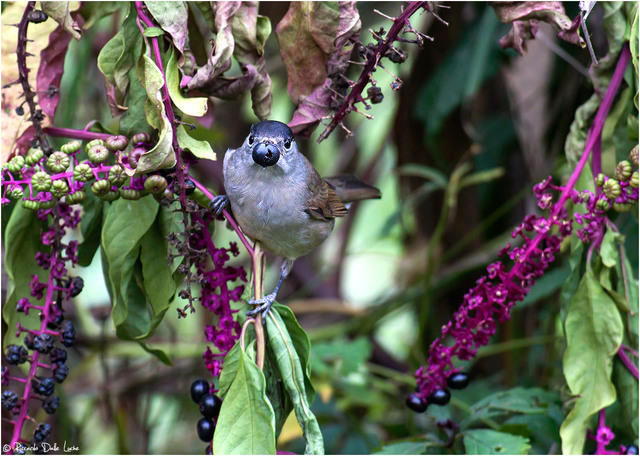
[210,120,381,318]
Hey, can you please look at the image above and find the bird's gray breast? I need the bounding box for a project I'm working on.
[224,151,333,259]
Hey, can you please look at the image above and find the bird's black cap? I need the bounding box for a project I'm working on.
[251,120,293,140]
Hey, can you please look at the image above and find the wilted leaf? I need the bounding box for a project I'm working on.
[186,2,240,91]
[97,3,143,116]
[197,64,260,100]
[231,1,272,119]
[41,1,82,40]
[277,1,360,137]
[133,38,176,174]
[36,25,72,119]
[145,1,188,55]
[492,2,585,55]
[78,2,123,30]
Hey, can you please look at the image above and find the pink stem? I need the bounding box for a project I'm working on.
[617,346,639,380]
[9,206,63,448]
[44,127,112,141]
[189,177,254,257]
[133,2,254,259]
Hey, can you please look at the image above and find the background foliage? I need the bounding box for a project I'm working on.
[1,1,638,454]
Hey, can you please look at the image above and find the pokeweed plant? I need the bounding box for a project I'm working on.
[0,1,637,455]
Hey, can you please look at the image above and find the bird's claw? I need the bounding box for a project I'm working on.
[209,195,229,217]
[247,292,276,320]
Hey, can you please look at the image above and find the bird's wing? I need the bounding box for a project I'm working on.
[304,166,348,221]
[323,174,381,203]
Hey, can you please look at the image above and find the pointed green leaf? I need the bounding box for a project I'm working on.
[177,125,216,161]
[213,350,276,455]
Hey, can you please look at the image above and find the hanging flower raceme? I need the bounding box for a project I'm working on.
[407,44,635,413]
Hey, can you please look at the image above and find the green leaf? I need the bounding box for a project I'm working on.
[2,204,48,348]
[79,2,124,30]
[272,303,315,405]
[143,27,165,38]
[139,341,172,365]
[77,190,104,266]
[139,211,177,316]
[560,268,624,454]
[176,125,216,161]
[264,345,293,437]
[144,1,188,53]
[166,49,208,117]
[463,429,531,454]
[134,38,176,174]
[213,350,276,455]
[461,387,560,429]
[266,307,324,455]
[600,228,623,268]
[459,167,505,189]
[613,356,639,439]
[219,342,243,396]
[101,196,159,331]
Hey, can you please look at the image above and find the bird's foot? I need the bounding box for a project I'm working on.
[247,292,277,320]
[209,195,229,217]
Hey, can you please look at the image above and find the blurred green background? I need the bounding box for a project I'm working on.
[2,1,638,454]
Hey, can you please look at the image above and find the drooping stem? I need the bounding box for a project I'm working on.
[318,2,429,142]
[16,1,52,156]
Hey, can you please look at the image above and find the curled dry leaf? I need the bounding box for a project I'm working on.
[276,1,361,137]
[186,2,240,91]
[492,2,585,55]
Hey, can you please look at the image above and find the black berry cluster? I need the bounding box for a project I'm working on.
[190,379,223,452]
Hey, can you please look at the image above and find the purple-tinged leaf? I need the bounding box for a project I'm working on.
[36,25,72,119]
[492,2,585,55]
[231,1,272,119]
[145,1,189,55]
[288,81,332,138]
[277,1,360,136]
[197,64,260,100]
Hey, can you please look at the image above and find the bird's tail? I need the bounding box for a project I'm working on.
[323,174,381,203]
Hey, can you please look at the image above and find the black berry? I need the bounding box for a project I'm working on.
[24,334,35,350]
[190,379,210,404]
[43,396,59,414]
[184,178,196,195]
[61,321,76,347]
[32,377,55,397]
[205,444,212,455]
[33,334,54,354]
[49,348,67,364]
[33,423,51,443]
[199,394,222,419]
[197,417,215,442]
[70,277,84,297]
[626,445,639,455]
[446,372,469,390]
[367,86,384,104]
[6,344,29,364]
[405,392,427,413]
[2,390,19,411]
[52,364,69,383]
[427,388,451,406]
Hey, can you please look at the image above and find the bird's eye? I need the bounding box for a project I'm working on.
[248,135,255,145]
[284,139,292,150]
